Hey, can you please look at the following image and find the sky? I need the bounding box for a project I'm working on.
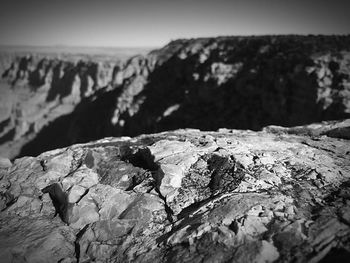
[0,0,349,47]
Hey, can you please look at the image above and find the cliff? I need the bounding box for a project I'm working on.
[0,119,349,262]
[0,51,137,158]
[1,35,350,159]
[109,35,350,135]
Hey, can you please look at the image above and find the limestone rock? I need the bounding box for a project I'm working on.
[0,121,350,262]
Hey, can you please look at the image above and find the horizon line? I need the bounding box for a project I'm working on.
[1,33,350,49]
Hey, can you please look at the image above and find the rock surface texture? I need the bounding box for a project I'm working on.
[0,119,349,262]
[3,35,350,159]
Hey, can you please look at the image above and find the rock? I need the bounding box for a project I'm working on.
[0,157,11,168]
[0,121,350,262]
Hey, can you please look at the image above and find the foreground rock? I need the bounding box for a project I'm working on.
[1,120,349,262]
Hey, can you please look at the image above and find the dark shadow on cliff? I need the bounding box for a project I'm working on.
[18,87,121,157]
[119,37,350,136]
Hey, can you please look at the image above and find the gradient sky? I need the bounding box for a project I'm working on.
[0,0,349,47]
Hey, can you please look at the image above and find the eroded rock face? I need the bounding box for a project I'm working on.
[110,35,350,135]
[0,120,349,262]
[0,52,139,159]
[12,35,350,159]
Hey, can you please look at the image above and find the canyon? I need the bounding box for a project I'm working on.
[0,36,350,262]
[1,35,350,159]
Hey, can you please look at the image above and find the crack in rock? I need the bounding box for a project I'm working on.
[42,183,72,224]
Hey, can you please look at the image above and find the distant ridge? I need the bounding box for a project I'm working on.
[0,45,155,57]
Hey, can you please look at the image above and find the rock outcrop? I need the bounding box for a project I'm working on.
[0,119,349,262]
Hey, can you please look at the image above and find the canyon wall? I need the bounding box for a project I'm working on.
[1,35,350,158]
[111,35,350,135]
[0,51,138,158]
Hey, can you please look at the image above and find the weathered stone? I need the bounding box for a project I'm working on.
[0,122,350,262]
[0,157,11,169]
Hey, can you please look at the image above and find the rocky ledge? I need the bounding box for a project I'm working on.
[0,120,349,262]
